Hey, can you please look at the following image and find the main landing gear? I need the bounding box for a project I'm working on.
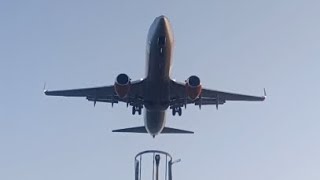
[132,106,142,115]
[172,107,182,116]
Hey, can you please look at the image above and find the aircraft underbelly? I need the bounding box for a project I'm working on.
[144,110,166,135]
[144,44,171,111]
[144,80,170,111]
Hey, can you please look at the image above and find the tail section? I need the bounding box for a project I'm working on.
[112,126,194,134]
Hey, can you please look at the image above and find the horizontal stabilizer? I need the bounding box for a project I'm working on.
[112,126,147,133]
[161,127,194,134]
[112,126,194,134]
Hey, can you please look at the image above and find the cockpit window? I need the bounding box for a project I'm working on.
[158,36,166,46]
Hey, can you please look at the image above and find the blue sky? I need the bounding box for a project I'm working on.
[1,0,320,180]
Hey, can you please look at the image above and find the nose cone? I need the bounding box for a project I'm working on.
[156,15,169,31]
[147,15,174,45]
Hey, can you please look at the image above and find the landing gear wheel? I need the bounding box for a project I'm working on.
[132,106,142,115]
[172,107,182,116]
[132,107,136,115]
[178,107,182,116]
[172,108,176,116]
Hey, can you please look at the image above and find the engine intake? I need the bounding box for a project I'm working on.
[114,73,130,98]
[186,75,202,100]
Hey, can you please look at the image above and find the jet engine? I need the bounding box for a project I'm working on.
[186,75,202,100]
[114,73,131,98]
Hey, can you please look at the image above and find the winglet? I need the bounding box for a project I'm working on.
[263,88,267,98]
[43,82,48,94]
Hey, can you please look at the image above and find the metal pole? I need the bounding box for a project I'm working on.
[135,160,139,180]
[139,155,142,180]
[168,160,172,180]
[165,155,168,180]
[152,153,155,180]
[155,154,160,180]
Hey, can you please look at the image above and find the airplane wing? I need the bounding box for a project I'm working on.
[201,88,266,101]
[44,85,114,97]
[44,79,145,105]
[169,80,265,108]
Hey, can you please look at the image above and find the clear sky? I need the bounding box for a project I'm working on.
[1,0,320,180]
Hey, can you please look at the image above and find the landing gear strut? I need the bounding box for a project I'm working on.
[132,106,142,115]
[172,107,182,116]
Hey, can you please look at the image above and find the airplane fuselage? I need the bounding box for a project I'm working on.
[143,16,174,136]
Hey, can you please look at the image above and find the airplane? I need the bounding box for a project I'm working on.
[44,15,266,137]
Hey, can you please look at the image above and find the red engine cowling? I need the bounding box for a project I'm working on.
[114,73,131,99]
[186,75,202,100]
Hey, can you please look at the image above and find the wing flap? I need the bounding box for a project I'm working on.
[194,97,225,105]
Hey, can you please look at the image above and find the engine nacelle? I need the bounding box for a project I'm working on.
[114,73,131,99]
[186,75,202,100]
